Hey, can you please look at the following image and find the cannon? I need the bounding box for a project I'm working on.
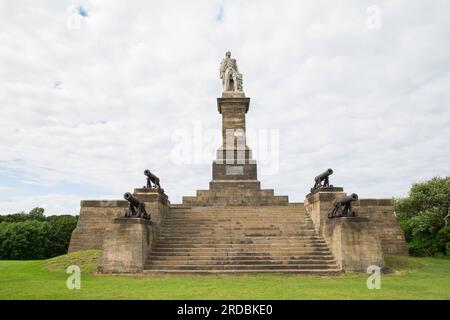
[123,192,150,220]
[144,169,162,190]
[328,193,358,219]
[311,168,333,192]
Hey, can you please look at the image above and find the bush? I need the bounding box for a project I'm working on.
[396,177,450,256]
[446,243,450,256]
[0,208,78,260]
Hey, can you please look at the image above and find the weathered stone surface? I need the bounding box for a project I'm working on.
[306,187,344,198]
[184,94,289,206]
[212,162,257,181]
[323,217,385,272]
[68,201,126,252]
[305,191,408,260]
[145,204,341,274]
[99,218,153,273]
[355,200,408,255]
[69,188,170,253]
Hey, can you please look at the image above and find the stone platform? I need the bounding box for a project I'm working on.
[68,58,408,274]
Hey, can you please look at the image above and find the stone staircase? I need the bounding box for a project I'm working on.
[144,204,341,274]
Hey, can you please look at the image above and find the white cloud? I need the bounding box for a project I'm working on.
[0,0,449,214]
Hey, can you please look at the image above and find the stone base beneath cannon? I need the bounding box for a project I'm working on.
[69,188,169,253]
[323,216,385,272]
[304,189,408,272]
[99,217,153,273]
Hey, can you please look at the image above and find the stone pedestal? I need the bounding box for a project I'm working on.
[97,187,171,273]
[133,188,170,230]
[99,218,152,273]
[182,94,288,206]
[305,190,385,272]
[304,189,345,235]
[323,217,385,272]
[212,96,259,188]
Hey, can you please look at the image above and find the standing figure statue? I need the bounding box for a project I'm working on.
[220,51,243,92]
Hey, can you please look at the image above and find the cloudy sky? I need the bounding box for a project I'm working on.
[0,0,449,214]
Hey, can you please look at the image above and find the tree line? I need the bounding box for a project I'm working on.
[0,208,77,260]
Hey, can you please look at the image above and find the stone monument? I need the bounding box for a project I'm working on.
[69,52,408,274]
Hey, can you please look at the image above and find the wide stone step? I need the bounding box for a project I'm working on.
[156,239,327,245]
[167,212,307,215]
[157,235,322,240]
[154,243,328,249]
[161,227,316,232]
[159,231,317,237]
[160,228,315,232]
[151,247,331,254]
[165,216,308,219]
[146,259,336,266]
[148,254,335,261]
[144,264,338,271]
[163,223,313,227]
[162,226,314,230]
[163,220,310,224]
[163,220,309,225]
[150,251,333,261]
[142,269,341,275]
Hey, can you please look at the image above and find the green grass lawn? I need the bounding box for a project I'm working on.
[0,250,449,299]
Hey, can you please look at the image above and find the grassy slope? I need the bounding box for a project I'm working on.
[0,252,449,300]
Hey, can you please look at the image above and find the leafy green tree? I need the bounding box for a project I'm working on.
[396,177,450,256]
[396,177,450,220]
[0,207,78,260]
[28,207,46,221]
[0,221,50,259]
[45,215,78,257]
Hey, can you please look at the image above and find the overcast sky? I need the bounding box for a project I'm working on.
[0,0,449,214]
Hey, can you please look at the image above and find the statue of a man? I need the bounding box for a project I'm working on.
[220,51,243,92]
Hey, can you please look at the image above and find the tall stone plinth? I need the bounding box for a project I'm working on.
[305,189,385,272]
[211,95,258,190]
[182,93,288,206]
[99,218,152,273]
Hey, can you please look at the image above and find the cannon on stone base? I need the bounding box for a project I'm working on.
[144,169,162,191]
[311,168,333,192]
[328,193,358,219]
[123,192,150,220]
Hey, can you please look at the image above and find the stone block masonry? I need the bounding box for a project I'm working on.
[99,217,153,273]
[68,200,127,252]
[69,188,170,254]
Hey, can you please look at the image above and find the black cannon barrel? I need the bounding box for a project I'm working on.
[144,169,159,181]
[124,192,141,207]
[315,168,333,182]
[335,193,358,205]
